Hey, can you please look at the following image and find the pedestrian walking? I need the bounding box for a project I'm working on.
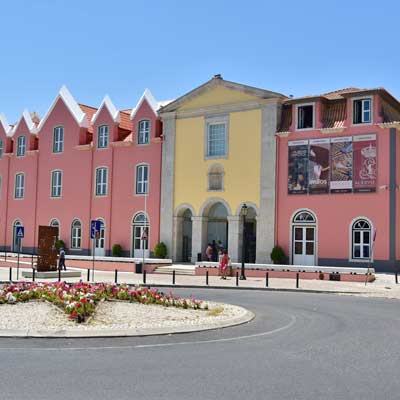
[58,247,67,271]
[211,240,218,262]
[205,243,213,262]
[219,250,229,279]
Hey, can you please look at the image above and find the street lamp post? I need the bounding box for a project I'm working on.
[240,203,248,280]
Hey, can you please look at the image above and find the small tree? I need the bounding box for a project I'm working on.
[112,244,123,257]
[154,242,168,259]
[55,239,66,251]
[270,245,287,265]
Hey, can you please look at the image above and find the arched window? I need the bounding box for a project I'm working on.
[71,219,82,249]
[98,125,109,148]
[50,218,60,239]
[208,164,224,191]
[136,164,149,194]
[293,210,316,223]
[351,219,371,260]
[138,120,150,145]
[12,220,22,252]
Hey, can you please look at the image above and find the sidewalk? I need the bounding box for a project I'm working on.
[1,263,400,300]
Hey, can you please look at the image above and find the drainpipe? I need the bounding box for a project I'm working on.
[274,134,280,248]
[33,144,40,255]
[108,132,116,257]
[88,139,94,255]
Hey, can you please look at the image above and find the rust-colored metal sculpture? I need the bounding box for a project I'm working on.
[37,226,58,271]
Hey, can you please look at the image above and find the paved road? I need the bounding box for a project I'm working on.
[0,289,399,400]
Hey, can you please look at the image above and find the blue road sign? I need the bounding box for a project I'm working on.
[16,226,24,239]
[90,220,101,239]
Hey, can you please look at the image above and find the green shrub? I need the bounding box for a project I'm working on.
[270,245,287,265]
[112,244,123,257]
[55,240,66,251]
[154,242,168,259]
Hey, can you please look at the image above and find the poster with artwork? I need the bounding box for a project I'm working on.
[353,134,377,192]
[308,138,330,194]
[330,137,353,193]
[288,140,308,194]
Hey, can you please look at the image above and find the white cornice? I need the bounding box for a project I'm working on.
[0,113,12,136]
[91,95,120,124]
[36,85,89,133]
[130,89,158,120]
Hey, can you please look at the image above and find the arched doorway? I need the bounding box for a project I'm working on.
[182,209,193,262]
[244,207,257,263]
[291,210,317,266]
[12,220,23,252]
[206,202,228,252]
[94,219,106,257]
[132,212,149,258]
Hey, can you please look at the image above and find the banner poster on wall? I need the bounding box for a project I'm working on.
[330,136,353,193]
[288,140,309,194]
[308,138,330,194]
[353,134,377,192]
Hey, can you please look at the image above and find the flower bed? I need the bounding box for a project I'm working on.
[0,282,206,323]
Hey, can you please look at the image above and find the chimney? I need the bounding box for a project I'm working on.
[213,74,223,80]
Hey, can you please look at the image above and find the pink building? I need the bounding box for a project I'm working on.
[0,87,168,258]
[276,88,400,272]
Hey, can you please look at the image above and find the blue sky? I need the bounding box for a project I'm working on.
[0,0,399,122]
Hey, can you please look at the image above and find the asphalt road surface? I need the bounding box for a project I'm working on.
[0,288,399,400]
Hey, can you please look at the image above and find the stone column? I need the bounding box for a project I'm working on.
[257,103,281,263]
[172,216,184,262]
[191,216,208,263]
[159,115,176,259]
[227,215,241,263]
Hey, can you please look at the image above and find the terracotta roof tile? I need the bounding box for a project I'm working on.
[79,104,98,133]
[277,105,292,132]
[119,110,132,131]
[321,101,346,129]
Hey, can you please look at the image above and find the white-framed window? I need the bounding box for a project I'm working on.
[16,136,26,157]
[208,164,224,191]
[351,219,371,260]
[136,164,149,194]
[138,120,150,145]
[51,170,62,198]
[71,219,82,249]
[353,98,372,124]
[297,104,314,130]
[14,173,24,199]
[207,123,226,157]
[0,138,3,159]
[98,125,109,149]
[53,126,64,153]
[95,167,108,196]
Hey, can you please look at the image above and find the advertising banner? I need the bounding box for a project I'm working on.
[330,137,353,193]
[288,140,309,194]
[353,134,377,192]
[308,138,330,194]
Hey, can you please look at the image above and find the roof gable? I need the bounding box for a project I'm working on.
[160,75,286,113]
[11,109,35,136]
[36,86,89,133]
[91,95,120,124]
[130,89,158,120]
[0,113,12,136]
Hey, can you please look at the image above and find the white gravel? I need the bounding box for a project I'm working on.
[0,300,248,332]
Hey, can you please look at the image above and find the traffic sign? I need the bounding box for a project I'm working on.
[90,220,101,239]
[16,226,24,239]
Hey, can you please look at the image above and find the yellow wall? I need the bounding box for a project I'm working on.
[174,108,262,215]
[179,86,259,110]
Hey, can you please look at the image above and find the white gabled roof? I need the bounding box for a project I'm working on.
[130,89,159,120]
[0,113,12,136]
[36,85,89,133]
[10,109,35,136]
[91,95,120,124]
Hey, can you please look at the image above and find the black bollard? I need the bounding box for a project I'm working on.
[296,272,299,288]
[236,271,239,287]
[396,273,398,284]
[32,268,35,282]
[9,267,12,282]
[266,272,269,287]
[115,269,118,284]
[31,254,34,268]
[87,268,90,282]
[206,271,209,285]
[58,268,61,282]
[172,270,176,285]
[143,269,146,284]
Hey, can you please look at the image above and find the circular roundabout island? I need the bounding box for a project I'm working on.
[0,282,253,338]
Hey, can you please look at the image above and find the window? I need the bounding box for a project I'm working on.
[14,173,24,199]
[98,125,109,149]
[16,136,26,157]
[71,219,82,249]
[138,120,150,145]
[136,164,149,194]
[207,123,226,157]
[293,211,316,223]
[50,219,60,238]
[297,104,314,130]
[0,138,3,159]
[53,126,64,153]
[353,98,371,124]
[95,167,108,196]
[352,219,371,260]
[51,170,62,198]
[208,164,224,191]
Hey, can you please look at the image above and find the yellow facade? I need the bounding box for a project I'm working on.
[174,87,262,215]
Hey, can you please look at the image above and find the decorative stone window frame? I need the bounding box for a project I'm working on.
[53,126,64,153]
[137,120,151,146]
[14,172,25,199]
[95,166,108,197]
[207,163,225,192]
[71,218,82,249]
[97,125,109,149]
[50,169,63,198]
[204,115,229,160]
[135,163,150,195]
[16,135,26,157]
[348,217,374,262]
[295,102,316,131]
